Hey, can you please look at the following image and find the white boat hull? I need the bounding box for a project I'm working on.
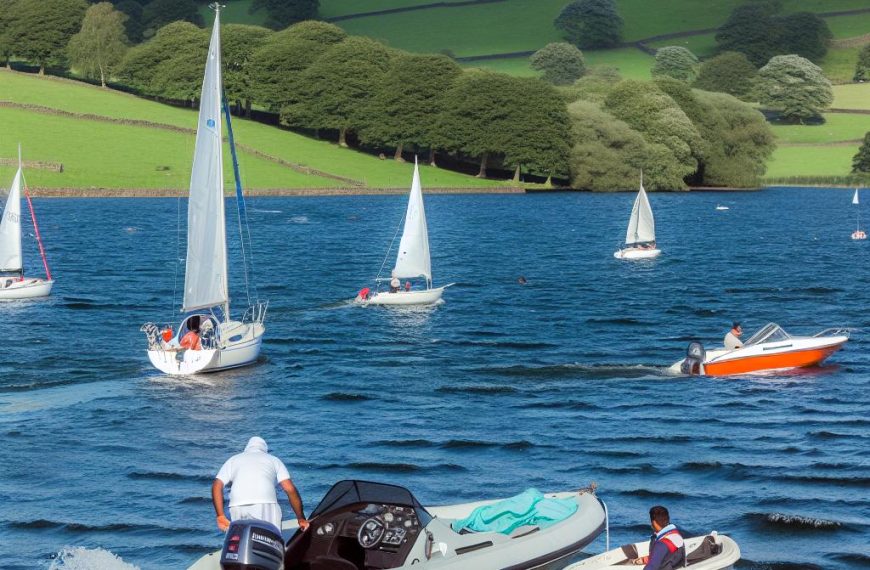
[147,321,264,375]
[0,277,53,299]
[566,533,740,570]
[359,286,446,306]
[614,248,661,259]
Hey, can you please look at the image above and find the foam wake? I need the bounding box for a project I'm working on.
[49,547,139,570]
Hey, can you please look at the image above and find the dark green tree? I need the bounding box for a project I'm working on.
[114,0,145,44]
[250,0,319,30]
[555,0,623,49]
[141,0,202,39]
[4,0,88,74]
[757,54,833,123]
[652,46,698,82]
[67,2,129,87]
[715,2,782,67]
[693,51,757,101]
[530,42,586,86]
[281,36,395,147]
[853,132,870,175]
[780,12,831,62]
[558,65,621,104]
[357,53,462,163]
[0,0,21,69]
[854,44,870,82]
[116,21,207,96]
[221,24,272,115]
[249,20,346,112]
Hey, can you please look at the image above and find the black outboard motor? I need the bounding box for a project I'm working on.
[220,519,284,570]
[680,341,706,375]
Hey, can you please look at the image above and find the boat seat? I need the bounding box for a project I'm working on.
[686,535,721,565]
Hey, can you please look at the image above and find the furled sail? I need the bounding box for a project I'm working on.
[182,12,228,313]
[393,159,432,283]
[625,178,655,246]
[0,152,23,272]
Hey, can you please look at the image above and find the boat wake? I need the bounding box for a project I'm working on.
[49,546,139,570]
[480,362,669,380]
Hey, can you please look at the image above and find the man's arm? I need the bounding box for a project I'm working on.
[280,479,309,530]
[212,479,230,531]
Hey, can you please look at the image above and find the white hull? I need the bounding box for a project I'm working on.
[0,277,53,299]
[360,286,446,306]
[147,321,264,375]
[614,248,661,259]
[566,533,739,570]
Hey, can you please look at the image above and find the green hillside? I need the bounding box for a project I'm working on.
[0,72,502,191]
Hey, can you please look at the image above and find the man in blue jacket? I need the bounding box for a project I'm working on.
[639,505,685,570]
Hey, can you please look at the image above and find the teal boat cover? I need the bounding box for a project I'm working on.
[451,488,578,534]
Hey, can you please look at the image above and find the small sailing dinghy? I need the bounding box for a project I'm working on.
[851,188,866,240]
[141,4,266,375]
[715,204,729,211]
[565,532,740,570]
[189,480,607,570]
[0,145,53,300]
[356,158,451,306]
[614,173,660,259]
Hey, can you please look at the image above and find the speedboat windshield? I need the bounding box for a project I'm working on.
[310,480,431,521]
[744,323,791,346]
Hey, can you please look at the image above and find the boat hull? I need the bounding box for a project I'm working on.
[360,286,445,306]
[147,321,264,375]
[565,534,740,570]
[614,248,661,259]
[0,278,53,299]
[670,337,848,376]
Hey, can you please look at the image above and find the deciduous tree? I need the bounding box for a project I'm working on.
[757,54,832,123]
[67,2,129,87]
[854,44,870,82]
[530,42,586,86]
[652,46,698,83]
[114,0,146,44]
[555,0,623,49]
[250,0,319,30]
[141,0,203,39]
[116,21,207,97]
[853,132,870,175]
[4,0,88,74]
[0,0,21,69]
[222,24,272,115]
[693,51,757,101]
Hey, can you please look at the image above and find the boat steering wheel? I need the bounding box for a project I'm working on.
[357,516,386,549]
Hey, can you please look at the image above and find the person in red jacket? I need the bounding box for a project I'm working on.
[179,316,202,351]
[634,505,685,570]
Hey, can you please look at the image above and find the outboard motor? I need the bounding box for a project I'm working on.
[680,341,706,375]
[220,519,284,570]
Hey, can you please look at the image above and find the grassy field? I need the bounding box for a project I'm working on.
[820,45,863,83]
[0,72,503,190]
[770,113,870,144]
[646,33,717,59]
[764,145,857,179]
[825,12,870,39]
[198,0,266,26]
[464,46,653,81]
[832,83,870,110]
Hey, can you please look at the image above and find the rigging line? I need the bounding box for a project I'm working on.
[172,193,182,321]
[221,95,253,307]
[21,174,51,280]
[375,211,406,284]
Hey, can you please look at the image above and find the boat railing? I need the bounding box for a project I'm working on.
[242,300,268,324]
[140,322,162,350]
[813,327,853,339]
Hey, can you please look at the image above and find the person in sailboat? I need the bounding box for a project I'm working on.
[390,271,400,293]
[169,315,202,351]
[404,280,412,292]
[724,322,743,350]
[639,241,656,250]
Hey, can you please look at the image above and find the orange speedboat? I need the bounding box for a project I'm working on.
[671,323,850,376]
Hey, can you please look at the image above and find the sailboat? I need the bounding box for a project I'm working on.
[141,4,266,375]
[851,188,866,240]
[0,145,53,299]
[356,158,451,306]
[614,172,660,259]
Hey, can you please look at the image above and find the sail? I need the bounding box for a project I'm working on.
[853,189,860,205]
[625,179,656,245]
[0,158,23,272]
[182,12,228,313]
[393,159,432,283]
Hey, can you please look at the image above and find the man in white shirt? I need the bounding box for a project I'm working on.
[211,436,309,532]
[724,322,743,350]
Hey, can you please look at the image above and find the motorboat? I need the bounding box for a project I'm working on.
[670,323,849,376]
[0,145,54,300]
[565,532,740,570]
[140,5,266,375]
[188,480,607,570]
[356,158,452,306]
[614,172,660,260]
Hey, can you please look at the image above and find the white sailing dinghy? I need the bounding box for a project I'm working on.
[851,188,866,240]
[614,172,660,260]
[141,4,266,375]
[0,146,53,300]
[356,158,451,306]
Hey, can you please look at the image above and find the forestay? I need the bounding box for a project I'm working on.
[0,157,23,272]
[625,180,655,246]
[182,13,229,314]
[393,159,432,283]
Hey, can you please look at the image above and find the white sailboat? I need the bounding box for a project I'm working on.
[614,172,661,259]
[0,145,54,299]
[356,158,451,306]
[851,188,866,240]
[141,4,266,375]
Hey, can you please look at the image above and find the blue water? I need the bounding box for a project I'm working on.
[0,188,867,570]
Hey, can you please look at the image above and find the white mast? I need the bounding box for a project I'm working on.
[182,4,229,318]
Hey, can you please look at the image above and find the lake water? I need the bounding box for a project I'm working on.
[0,188,867,570]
